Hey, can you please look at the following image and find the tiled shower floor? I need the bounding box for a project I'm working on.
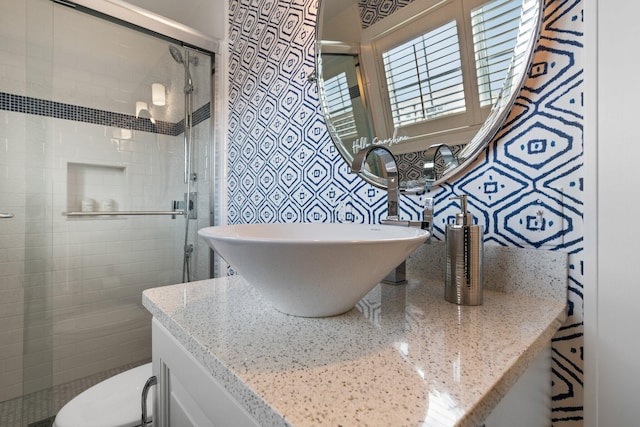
[0,360,150,427]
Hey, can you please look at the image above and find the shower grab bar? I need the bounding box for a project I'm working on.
[1,213,14,219]
[62,210,185,217]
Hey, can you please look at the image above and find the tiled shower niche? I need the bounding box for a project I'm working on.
[66,162,126,215]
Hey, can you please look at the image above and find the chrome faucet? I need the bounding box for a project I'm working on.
[351,145,433,234]
[351,146,434,284]
[351,146,400,220]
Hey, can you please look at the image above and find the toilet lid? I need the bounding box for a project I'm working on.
[54,363,153,427]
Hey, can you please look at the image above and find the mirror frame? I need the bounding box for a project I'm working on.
[315,0,544,191]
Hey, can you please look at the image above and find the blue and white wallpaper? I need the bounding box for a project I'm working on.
[228,0,584,424]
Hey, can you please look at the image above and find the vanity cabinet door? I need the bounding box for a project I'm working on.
[152,319,260,427]
[482,347,551,426]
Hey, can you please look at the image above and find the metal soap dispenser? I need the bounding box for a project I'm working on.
[445,195,483,306]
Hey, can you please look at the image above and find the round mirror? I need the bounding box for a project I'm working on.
[316,0,543,191]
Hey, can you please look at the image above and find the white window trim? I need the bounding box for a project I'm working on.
[359,0,507,150]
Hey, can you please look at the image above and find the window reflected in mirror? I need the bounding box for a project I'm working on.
[376,0,523,142]
[472,0,523,107]
[324,72,358,139]
[382,20,465,127]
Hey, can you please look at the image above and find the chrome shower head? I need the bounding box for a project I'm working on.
[169,45,184,64]
[169,45,199,66]
[169,45,196,93]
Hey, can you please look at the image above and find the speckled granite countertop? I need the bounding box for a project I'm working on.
[142,261,567,427]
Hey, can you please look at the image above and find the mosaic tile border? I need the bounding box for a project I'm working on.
[0,91,210,136]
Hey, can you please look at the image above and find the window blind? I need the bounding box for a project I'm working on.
[324,72,358,139]
[471,0,523,106]
[382,20,466,128]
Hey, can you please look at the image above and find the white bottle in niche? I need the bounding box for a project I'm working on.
[101,199,115,212]
[81,198,94,212]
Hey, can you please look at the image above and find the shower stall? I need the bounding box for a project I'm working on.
[0,0,217,424]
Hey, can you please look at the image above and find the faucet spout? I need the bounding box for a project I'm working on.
[351,146,433,285]
[351,146,399,220]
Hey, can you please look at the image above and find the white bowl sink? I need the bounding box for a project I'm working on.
[198,223,429,317]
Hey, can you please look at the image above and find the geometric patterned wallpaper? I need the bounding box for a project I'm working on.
[358,0,415,29]
[228,0,584,424]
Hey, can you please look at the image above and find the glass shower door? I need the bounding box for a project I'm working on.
[0,0,214,424]
[45,0,214,403]
[0,1,58,424]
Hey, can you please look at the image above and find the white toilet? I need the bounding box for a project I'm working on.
[53,363,153,427]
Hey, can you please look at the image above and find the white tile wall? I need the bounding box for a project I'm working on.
[0,106,26,402]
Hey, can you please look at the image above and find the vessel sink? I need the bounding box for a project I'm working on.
[198,223,429,317]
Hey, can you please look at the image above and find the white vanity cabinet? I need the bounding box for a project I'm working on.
[482,346,552,426]
[152,312,551,427]
[143,271,566,427]
[151,319,259,427]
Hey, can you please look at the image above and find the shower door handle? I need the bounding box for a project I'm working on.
[0,213,14,219]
